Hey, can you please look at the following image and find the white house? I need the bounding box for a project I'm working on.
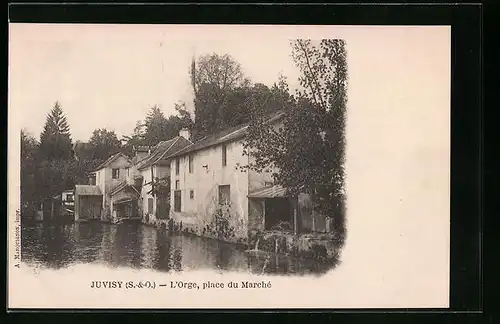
[165,111,318,244]
[88,152,133,221]
[135,135,192,224]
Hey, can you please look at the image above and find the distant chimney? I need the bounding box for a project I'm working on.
[133,145,150,161]
[179,128,191,141]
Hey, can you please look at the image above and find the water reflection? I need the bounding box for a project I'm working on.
[21,223,337,276]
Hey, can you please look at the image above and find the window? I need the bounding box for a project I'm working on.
[175,158,180,175]
[126,168,130,177]
[222,145,227,167]
[190,190,194,199]
[89,174,96,185]
[112,168,120,179]
[188,155,194,173]
[148,198,154,214]
[175,180,180,190]
[218,185,230,205]
[174,190,181,212]
[66,194,74,201]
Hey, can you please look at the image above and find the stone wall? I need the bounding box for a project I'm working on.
[159,203,248,246]
[247,229,342,263]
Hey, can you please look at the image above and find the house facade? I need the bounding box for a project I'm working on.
[170,133,250,242]
[89,152,133,221]
[166,112,338,260]
[74,185,103,221]
[167,112,301,244]
[136,135,192,225]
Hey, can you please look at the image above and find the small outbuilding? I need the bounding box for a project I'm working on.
[74,185,103,222]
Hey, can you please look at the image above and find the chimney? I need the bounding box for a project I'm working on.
[133,145,150,161]
[179,128,191,141]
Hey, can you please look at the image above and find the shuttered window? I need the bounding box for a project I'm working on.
[174,190,181,212]
[218,185,230,205]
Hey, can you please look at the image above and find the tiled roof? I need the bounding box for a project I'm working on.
[167,111,285,159]
[247,185,287,198]
[136,136,192,170]
[109,181,128,196]
[109,181,140,197]
[75,185,103,196]
[93,152,132,172]
[113,197,137,205]
[135,145,150,152]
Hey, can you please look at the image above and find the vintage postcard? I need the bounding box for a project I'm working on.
[8,24,450,309]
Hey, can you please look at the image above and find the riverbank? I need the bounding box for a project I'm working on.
[21,222,338,276]
[138,216,342,266]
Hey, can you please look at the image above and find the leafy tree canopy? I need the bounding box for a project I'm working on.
[243,39,348,233]
[88,128,122,161]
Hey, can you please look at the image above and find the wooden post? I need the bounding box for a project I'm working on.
[74,195,79,222]
[293,198,298,235]
[312,210,316,232]
[150,166,155,197]
[51,199,55,220]
[262,200,266,230]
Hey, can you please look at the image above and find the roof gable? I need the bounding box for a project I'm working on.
[167,110,285,159]
[136,136,192,170]
[93,152,132,171]
[109,181,140,197]
[75,185,103,196]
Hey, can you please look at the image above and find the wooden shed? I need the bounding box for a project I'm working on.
[74,185,103,222]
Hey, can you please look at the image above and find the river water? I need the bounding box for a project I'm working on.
[21,222,337,276]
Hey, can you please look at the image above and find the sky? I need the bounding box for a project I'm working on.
[9,24,302,142]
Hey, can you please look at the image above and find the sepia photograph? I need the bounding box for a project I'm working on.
[8,24,451,309]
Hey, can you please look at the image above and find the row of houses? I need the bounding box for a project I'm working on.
[69,111,338,259]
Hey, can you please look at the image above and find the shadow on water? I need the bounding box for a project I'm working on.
[21,222,339,276]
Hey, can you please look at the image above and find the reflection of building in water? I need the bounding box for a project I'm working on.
[165,234,249,272]
[168,235,183,272]
[139,226,158,269]
[98,224,118,265]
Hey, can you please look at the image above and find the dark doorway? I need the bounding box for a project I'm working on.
[264,198,293,231]
[157,197,170,220]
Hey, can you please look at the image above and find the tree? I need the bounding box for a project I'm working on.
[88,128,122,160]
[190,53,248,95]
[20,130,40,217]
[72,141,95,162]
[143,105,193,146]
[35,158,101,200]
[173,101,194,130]
[243,39,348,234]
[143,105,169,146]
[39,101,73,160]
[166,101,195,139]
[189,53,250,140]
[121,121,147,156]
